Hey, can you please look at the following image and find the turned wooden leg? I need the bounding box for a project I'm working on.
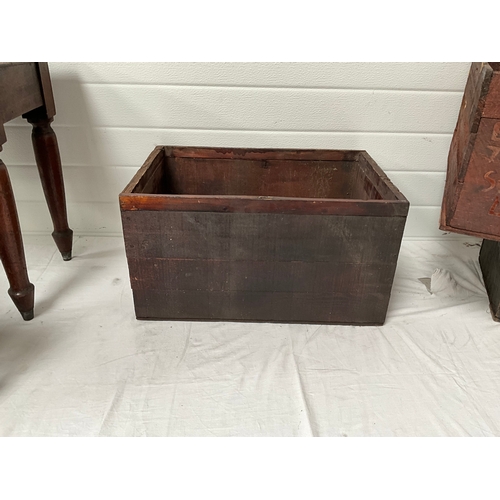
[0,159,35,320]
[25,111,73,261]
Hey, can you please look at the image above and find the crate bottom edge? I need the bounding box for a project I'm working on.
[134,316,384,326]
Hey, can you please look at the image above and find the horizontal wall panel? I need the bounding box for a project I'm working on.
[6,83,465,132]
[2,62,472,239]
[8,166,132,203]
[15,201,122,235]
[385,171,446,207]
[2,126,452,172]
[48,62,471,91]
[2,125,90,166]
[403,207,443,238]
[8,165,446,207]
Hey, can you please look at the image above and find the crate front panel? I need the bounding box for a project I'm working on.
[122,211,405,324]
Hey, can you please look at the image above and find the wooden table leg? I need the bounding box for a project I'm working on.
[0,158,35,320]
[25,110,73,261]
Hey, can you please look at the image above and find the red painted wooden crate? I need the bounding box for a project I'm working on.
[441,62,500,240]
[439,62,500,321]
[120,146,409,325]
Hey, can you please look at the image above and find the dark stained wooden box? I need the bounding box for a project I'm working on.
[441,62,500,240]
[120,146,409,325]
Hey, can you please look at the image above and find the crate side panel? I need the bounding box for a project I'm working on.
[167,157,358,199]
[125,212,406,264]
[128,259,398,294]
[125,210,405,323]
[132,289,392,324]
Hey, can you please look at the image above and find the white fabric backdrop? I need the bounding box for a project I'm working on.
[1,235,499,436]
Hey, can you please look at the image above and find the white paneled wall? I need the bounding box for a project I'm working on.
[1,62,471,238]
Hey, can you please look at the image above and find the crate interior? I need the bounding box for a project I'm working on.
[133,151,397,201]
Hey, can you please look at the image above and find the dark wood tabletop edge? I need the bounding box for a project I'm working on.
[36,63,56,117]
[0,62,33,68]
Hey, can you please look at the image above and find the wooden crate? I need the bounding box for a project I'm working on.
[441,62,500,240]
[120,147,409,325]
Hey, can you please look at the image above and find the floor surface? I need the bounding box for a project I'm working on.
[0,235,498,436]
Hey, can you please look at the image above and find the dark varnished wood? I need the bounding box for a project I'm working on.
[168,146,359,162]
[120,146,409,325]
[36,63,56,118]
[0,62,72,320]
[120,194,408,217]
[0,63,44,124]
[25,109,73,259]
[0,159,34,320]
[120,148,407,217]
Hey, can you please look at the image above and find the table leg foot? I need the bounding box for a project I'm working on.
[52,228,73,261]
[9,285,35,321]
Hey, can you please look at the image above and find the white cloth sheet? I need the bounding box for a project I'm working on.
[0,235,498,436]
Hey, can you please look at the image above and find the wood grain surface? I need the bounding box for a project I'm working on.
[441,62,500,240]
[120,146,409,324]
